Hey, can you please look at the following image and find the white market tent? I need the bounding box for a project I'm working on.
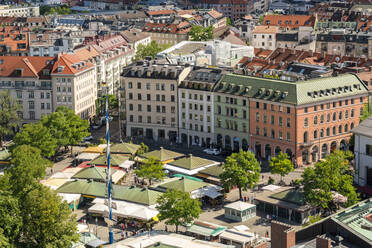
[111,170,126,184]
[58,193,81,204]
[119,160,135,169]
[51,167,83,179]
[76,152,100,161]
[262,184,281,191]
[41,178,69,190]
[191,185,222,199]
[163,162,218,176]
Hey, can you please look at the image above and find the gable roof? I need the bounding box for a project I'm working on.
[158,177,208,193]
[199,164,223,178]
[51,53,95,75]
[89,154,128,166]
[108,143,141,155]
[168,155,215,170]
[71,166,113,181]
[141,148,184,162]
[0,56,55,79]
[112,185,163,205]
[253,25,279,34]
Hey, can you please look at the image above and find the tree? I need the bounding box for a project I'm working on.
[302,150,358,211]
[220,151,261,199]
[7,145,51,195]
[269,152,294,183]
[96,95,118,116]
[13,122,58,158]
[136,142,149,155]
[156,190,202,233]
[19,185,79,247]
[360,103,372,122]
[135,157,165,185]
[226,17,232,26]
[189,25,213,41]
[0,90,20,147]
[134,41,170,61]
[0,192,22,245]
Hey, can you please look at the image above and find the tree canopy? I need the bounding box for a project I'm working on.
[134,41,170,61]
[40,5,71,15]
[156,190,202,232]
[0,90,20,147]
[269,152,294,182]
[135,157,165,185]
[13,106,89,158]
[136,142,149,155]
[220,150,261,199]
[0,145,78,247]
[189,25,213,41]
[301,150,358,210]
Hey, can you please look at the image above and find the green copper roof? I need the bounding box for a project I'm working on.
[159,177,207,193]
[89,154,128,166]
[57,180,106,198]
[187,222,226,237]
[71,166,113,181]
[108,143,141,155]
[168,155,214,170]
[141,148,184,162]
[199,165,223,177]
[112,185,163,206]
[57,180,162,205]
[173,174,204,182]
[270,189,305,206]
[216,73,368,105]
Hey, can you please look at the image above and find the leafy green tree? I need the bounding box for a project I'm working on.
[19,185,78,247]
[0,192,22,245]
[135,157,165,185]
[220,150,261,199]
[0,228,9,247]
[136,142,149,155]
[226,17,232,26]
[135,41,170,61]
[269,152,294,183]
[302,150,358,211]
[96,95,118,115]
[13,122,58,158]
[0,90,20,147]
[360,103,372,121]
[189,25,213,41]
[7,145,51,195]
[156,190,202,233]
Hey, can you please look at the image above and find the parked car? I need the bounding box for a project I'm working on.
[203,148,221,155]
[83,135,93,141]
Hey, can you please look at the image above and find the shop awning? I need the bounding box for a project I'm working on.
[76,152,100,161]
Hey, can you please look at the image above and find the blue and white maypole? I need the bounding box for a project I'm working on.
[104,84,114,244]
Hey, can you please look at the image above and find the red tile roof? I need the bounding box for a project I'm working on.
[0,28,30,53]
[0,56,55,79]
[146,9,175,16]
[253,25,278,34]
[143,22,190,34]
[52,53,94,75]
[208,9,223,19]
[263,15,316,29]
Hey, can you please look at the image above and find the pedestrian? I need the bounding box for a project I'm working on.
[262,175,264,180]
[165,225,168,232]
[125,231,128,238]
[121,231,124,240]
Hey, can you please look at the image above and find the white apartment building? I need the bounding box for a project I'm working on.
[252,26,278,51]
[178,67,226,147]
[122,62,191,142]
[51,54,97,120]
[0,5,39,17]
[352,116,372,195]
[0,56,55,123]
[121,29,151,53]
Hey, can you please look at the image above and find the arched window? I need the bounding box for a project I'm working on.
[344,124,349,132]
[333,126,336,135]
[256,112,260,122]
[320,115,324,124]
[314,116,318,125]
[351,122,355,130]
[327,114,330,122]
[314,130,318,139]
[351,109,355,117]
[339,111,343,120]
[333,112,336,121]
[326,128,330,136]
[345,110,349,119]
[320,129,324,138]
[339,125,342,133]
[304,118,308,127]
[304,131,308,143]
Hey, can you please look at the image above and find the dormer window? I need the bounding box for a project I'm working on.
[13,68,23,77]
[57,66,64,73]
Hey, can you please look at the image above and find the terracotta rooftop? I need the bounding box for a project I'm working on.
[208,9,223,19]
[143,22,190,34]
[0,56,56,79]
[52,53,94,75]
[146,9,175,16]
[253,25,278,34]
[0,29,29,53]
[263,15,315,29]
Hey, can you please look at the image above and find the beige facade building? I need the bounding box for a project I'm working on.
[51,54,97,120]
[122,62,191,141]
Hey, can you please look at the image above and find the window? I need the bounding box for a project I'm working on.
[243,99,247,106]
[170,84,175,91]
[28,101,34,109]
[217,106,221,114]
[156,84,160,90]
[256,102,260,108]
[40,92,44,99]
[263,103,267,110]
[327,114,330,123]
[304,107,308,113]
[200,95,203,101]
[256,112,260,122]
[345,110,349,119]
[287,107,291,114]
[138,93,142,100]
[138,104,142,112]
[138,116,142,123]
[46,93,50,99]
[137,82,141,89]
[162,106,166,113]
[194,94,197,100]
[279,131,283,140]
[320,129,324,138]
[146,83,150,90]
[339,111,342,120]
[286,132,291,141]
[16,91,22,99]
[41,103,45,109]
[128,93,133,100]
[320,115,324,124]
[161,84,165,90]
[351,99,354,104]
[333,126,336,135]
[344,124,348,132]
[263,115,267,124]
[286,118,291,127]
[255,126,260,135]
[360,107,363,117]
[47,103,50,110]
[271,129,275,139]
[147,116,151,123]
[171,95,175,102]
[162,95,165,102]
[345,100,348,105]
[279,106,283,112]
[304,118,308,127]
[304,132,308,143]
[333,112,336,121]
[271,115,275,125]
[366,144,372,156]
[321,104,324,110]
[263,128,267,137]
[271,105,275,111]
[129,115,133,122]
[29,111,35,120]
[147,105,151,112]
[314,116,318,125]
[128,82,133,89]
[147,94,151,100]
[339,125,342,134]
[339,101,342,107]
[326,128,330,136]
[333,102,336,108]
[28,91,34,99]
[360,97,363,103]
[351,109,355,117]
[243,110,247,119]
[207,95,211,102]
[156,106,160,113]
[217,96,221,102]
[314,105,318,111]
[129,104,133,111]
[327,103,330,109]
[313,130,317,139]
[279,117,283,126]
[171,106,175,113]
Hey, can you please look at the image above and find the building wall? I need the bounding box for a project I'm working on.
[354,133,372,187]
[0,77,53,123]
[178,88,214,147]
[252,33,276,50]
[0,6,39,17]
[214,93,250,151]
[144,32,188,46]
